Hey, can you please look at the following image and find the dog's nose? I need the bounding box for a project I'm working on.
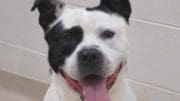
[78,48,103,77]
[78,48,102,65]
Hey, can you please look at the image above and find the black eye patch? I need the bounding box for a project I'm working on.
[45,22,83,73]
[62,26,83,42]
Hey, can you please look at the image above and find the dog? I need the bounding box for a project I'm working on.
[31,0,136,101]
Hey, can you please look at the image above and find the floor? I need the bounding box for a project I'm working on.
[0,70,48,101]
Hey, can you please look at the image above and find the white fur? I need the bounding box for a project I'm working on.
[44,6,136,101]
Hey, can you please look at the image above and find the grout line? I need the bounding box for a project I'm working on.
[131,18,180,30]
[127,78,180,95]
[0,69,49,85]
[0,40,47,57]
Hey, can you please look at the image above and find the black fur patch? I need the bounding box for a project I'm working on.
[45,22,83,73]
[31,0,64,31]
[87,0,132,22]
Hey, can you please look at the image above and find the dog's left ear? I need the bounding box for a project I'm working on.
[98,0,131,22]
[31,0,65,31]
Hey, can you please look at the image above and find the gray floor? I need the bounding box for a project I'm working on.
[0,70,48,101]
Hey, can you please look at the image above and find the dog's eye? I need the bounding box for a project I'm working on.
[101,30,115,39]
[62,34,72,41]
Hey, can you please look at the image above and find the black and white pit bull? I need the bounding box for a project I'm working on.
[31,0,136,101]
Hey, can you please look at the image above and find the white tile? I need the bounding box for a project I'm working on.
[171,0,180,27]
[16,49,50,83]
[0,42,18,73]
[0,0,48,54]
[0,41,50,83]
[132,0,170,24]
[127,20,180,92]
[128,80,180,101]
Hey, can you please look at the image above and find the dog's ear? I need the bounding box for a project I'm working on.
[98,0,131,22]
[31,0,65,31]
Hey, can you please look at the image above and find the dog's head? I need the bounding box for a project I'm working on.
[32,0,131,100]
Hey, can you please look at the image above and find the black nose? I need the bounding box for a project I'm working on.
[78,48,102,65]
[78,48,104,77]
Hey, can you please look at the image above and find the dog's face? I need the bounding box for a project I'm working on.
[61,9,129,79]
[32,0,131,100]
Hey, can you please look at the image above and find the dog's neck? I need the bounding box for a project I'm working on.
[51,64,127,101]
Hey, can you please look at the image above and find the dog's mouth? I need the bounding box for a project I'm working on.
[62,64,122,101]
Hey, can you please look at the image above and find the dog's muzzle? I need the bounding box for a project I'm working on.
[61,48,122,101]
[62,63,122,101]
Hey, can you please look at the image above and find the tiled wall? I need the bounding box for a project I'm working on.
[0,0,179,101]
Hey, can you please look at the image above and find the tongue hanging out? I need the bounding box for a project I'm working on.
[81,75,111,101]
[63,64,122,101]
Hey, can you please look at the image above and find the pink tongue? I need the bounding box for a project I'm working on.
[82,80,111,101]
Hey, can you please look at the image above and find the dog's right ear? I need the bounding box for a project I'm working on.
[31,0,65,31]
[98,0,131,22]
